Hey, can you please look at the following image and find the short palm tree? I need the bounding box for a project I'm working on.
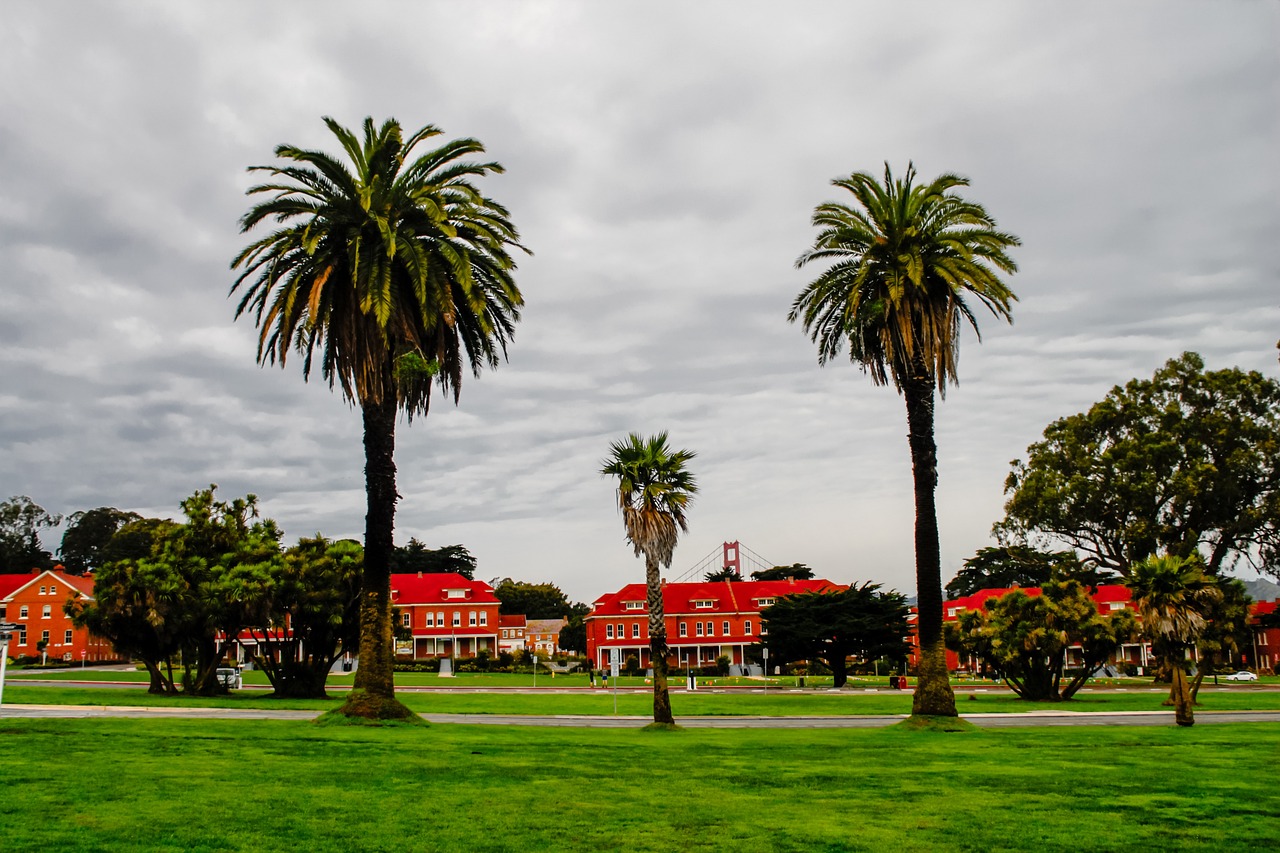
[231,117,524,720]
[601,432,697,725]
[1126,554,1221,726]
[789,163,1019,717]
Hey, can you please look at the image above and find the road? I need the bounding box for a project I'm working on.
[3,703,1279,728]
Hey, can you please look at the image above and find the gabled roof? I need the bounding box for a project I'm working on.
[590,578,843,618]
[498,614,526,628]
[389,572,499,605]
[0,568,94,601]
[526,618,566,633]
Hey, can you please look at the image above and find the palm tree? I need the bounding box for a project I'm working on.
[1126,554,1221,726]
[789,163,1019,717]
[231,117,524,720]
[601,432,698,725]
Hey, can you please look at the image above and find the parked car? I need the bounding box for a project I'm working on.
[1223,671,1258,682]
[216,666,243,689]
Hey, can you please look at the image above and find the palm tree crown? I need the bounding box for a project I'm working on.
[601,432,698,568]
[1127,554,1221,646]
[231,116,525,414]
[789,162,1019,394]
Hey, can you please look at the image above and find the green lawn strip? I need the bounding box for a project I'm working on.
[0,719,1274,852]
[7,684,1280,716]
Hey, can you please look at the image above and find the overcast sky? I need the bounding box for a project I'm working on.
[2,1,1276,603]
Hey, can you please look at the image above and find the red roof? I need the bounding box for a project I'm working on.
[389,573,498,605]
[0,569,94,601]
[944,584,1132,618]
[499,614,526,628]
[591,578,843,618]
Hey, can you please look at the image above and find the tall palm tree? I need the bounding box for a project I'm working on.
[231,117,524,719]
[1126,554,1221,726]
[601,432,697,725]
[789,163,1019,717]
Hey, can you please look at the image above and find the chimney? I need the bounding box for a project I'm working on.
[417,571,423,578]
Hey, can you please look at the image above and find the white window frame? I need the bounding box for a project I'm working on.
[39,586,46,595]
[19,605,28,619]
[437,611,444,627]
[402,612,411,628]
[695,622,704,637]
[679,622,687,637]
[723,621,730,636]
[705,622,714,637]
[64,629,73,644]
[606,624,614,639]
[479,611,488,626]
[452,611,461,627]
[469,611,477,627]
[744,620,753,635]
[42,605,52,619]
[632,623,640,639]
[427,613,435,627]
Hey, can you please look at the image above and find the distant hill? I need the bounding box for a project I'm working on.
[1242,578,1280,603]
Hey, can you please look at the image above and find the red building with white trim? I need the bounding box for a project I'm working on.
[586,577,844,670]
[0,568,120,663]
[390,572,500,659]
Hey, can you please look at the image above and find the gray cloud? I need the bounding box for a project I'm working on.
[1,1,1276,602]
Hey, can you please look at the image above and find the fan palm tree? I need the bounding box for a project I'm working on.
[601,432,698,725]
[231,117,524,719]
[789,163,1020,717]
[1126,554,1221,726]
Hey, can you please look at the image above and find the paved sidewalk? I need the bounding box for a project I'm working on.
[3,704,1279,727]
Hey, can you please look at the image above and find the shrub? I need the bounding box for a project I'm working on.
[624,654,640,676]
[716,655,731,676]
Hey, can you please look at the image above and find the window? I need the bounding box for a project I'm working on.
[437,611,444,627]
[446,589,466,599]
[517,629,524,637]
[744,620,753,635]
[616,623,624,639]
[947,607,959,618]
[18,630,26,645]
[402,613,411,628]
[695,622,704,636]
[452,611,461,627]
[479,611,488,626]
[693,599,714,609]
[468,611,477,627]
[757,597,774,607]
[64,629,73,644]
[679,622,687,637]
[624,601,644,610]
[42,605,51,619]
[502,629,509,639]
[41,630,49,644]
[723,621,730,635]
[632,623,640,639]
[705,622,714,637]
[1108,602,1126,611]
[39,586,46,595]
[427,612,435,627]
[606,624,614,639]
[19,605,28,619]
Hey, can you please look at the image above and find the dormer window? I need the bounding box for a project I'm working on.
[446,589,467,599]
[1108,602,1126,611]
[693,599,715,609]
[756,597,775,607]
[624,601,644,610]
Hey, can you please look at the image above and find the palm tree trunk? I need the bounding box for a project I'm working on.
[903,373,958,718]
[338,391,416,720]
[1171,664,1195,726]
[645,553,675,725]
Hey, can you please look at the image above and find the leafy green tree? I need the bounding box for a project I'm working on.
[601,431,698,725]
[944,575,1137,701]
[750,563,816,581]
[232,117,525,721]
[945,546,1115,598]
[0,496,60,573]
[761,583,910,688]
[789,163,1019,717]
[558,613,588,655]
[997,353,1280,577]
[1126,554,1221,726]
[59,507,142,574]
[493,579,572,619]
[703,566,738,582]
[390,540,477,579]
[248,537,362,699]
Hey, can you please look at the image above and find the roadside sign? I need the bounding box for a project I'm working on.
[609,647,620,678]
[0,623,24,632]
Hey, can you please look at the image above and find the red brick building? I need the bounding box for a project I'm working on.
[915,584,1278,674]
[0,568,119,663]
[497,614,526,654]
[390,572,500,659]
[586,577,844,670]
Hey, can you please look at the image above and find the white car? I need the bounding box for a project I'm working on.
[1223,671,1258,682]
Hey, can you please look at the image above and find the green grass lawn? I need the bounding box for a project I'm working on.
[0,718,1275,852]
[5,683,1280,716]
